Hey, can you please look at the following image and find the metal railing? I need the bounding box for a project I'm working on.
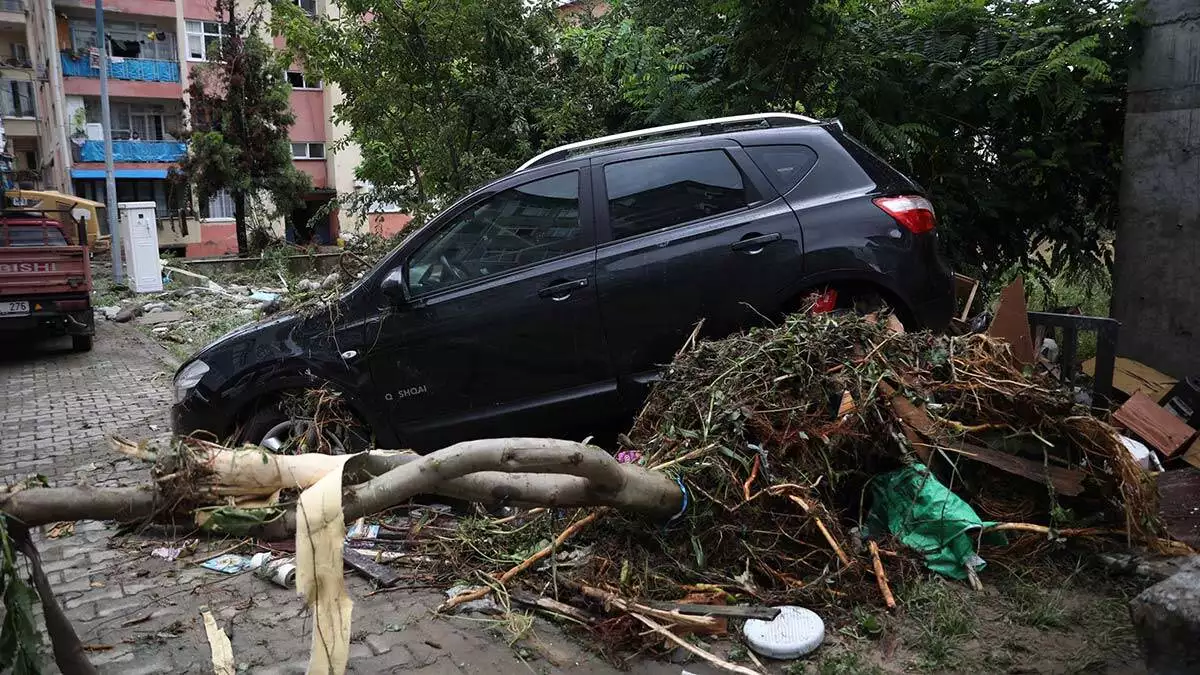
[60,52,180,83]
[1027,311,1120,409]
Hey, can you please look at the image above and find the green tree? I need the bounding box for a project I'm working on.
[274,0,602,219]
[567,0,1139,278]
[178,0,310,253]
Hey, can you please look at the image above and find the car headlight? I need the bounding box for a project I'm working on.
[174,360,209,403]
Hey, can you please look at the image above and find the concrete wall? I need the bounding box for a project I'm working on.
[1113,0,1200,378]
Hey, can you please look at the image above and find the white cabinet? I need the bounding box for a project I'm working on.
[118,201,162,293]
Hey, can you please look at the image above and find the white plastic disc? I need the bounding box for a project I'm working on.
[742,605,824,659]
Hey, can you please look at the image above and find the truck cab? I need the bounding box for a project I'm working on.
[0,213,95,352]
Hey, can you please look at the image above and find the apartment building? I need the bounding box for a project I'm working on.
[11,0,408,257]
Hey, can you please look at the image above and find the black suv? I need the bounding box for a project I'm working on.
[172,114,954,452]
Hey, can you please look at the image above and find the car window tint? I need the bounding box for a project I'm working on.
[745,145,818,194]
[407,171,584,294]
[604,150,748,240]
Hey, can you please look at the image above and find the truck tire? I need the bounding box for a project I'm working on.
[72,335,94,352]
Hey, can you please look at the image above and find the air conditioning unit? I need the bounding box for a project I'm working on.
[85,123,103,141]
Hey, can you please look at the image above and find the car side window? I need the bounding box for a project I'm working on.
[745,145,818,194]
[604,150,749,241]
[406,171,584,295]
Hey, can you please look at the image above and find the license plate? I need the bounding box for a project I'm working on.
[0,300,29,316]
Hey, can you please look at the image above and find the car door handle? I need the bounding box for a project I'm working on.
[731,232,782,254]
[538,278,588,300]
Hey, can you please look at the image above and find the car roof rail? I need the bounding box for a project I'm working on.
[517,112,820,171]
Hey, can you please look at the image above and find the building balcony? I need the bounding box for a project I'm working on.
[77,140,186,163]
[0,0,24,26]
[61,52,180,82]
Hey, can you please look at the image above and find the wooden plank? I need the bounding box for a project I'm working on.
[1081,357,1177,402]
[987,277,1035,364]
[954,273,980,322]
[1113,392,1197,458]
[1182,436,1200,470]
[1156,469,1200,548]
[342,546,403,587]
[643,602,781,621]
[914,439,1086,496]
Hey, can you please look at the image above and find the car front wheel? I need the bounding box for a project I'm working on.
[238,396,369,454]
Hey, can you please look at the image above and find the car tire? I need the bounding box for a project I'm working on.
[72,335,94,352]
[238,398,369,455]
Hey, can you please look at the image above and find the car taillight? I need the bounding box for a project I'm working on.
[873,195,936,234]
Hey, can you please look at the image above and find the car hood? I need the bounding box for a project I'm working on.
[186,311,301,368]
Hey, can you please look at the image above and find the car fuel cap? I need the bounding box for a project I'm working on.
[742,605,824,659]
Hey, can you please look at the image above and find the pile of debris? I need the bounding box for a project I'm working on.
[3,311,1189,674]
[94,267,345,352]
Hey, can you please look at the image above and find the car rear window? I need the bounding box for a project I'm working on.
[745,145,818,195]
[604,150,749,240]
[1,225,68,247]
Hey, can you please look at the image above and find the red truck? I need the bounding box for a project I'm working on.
[0,212,95,351]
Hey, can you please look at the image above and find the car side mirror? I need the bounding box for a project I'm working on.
[381,268,412,306]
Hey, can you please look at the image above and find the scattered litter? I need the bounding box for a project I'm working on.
[1120,435,1163,472]
[743,605,824,659]
[46,521,75,539]
[201,553,255,574]
[201,610,235,675]
[252,554,297,589]
[152,546,183,561]
[248,291,279,303]
[346,521,379,540]
[444,584,500,614]
[343,546,403,587]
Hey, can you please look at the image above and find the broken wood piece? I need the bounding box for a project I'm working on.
[868,541,896,612]
[578,585,725,634]
[509,590,596,625]
[1114,392,1197,458]
[627,612,760,675]
[342,546,403,587]
[1155,469,1200,548]
[954,273,980,323]
[201,610,235,675]
[785,494,852,567]
[1082,356,1176,402]
[988,277,1035,365]
[914,440,1086,496]
[643,602,780,621]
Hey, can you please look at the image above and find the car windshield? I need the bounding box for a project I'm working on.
[1,225,68,247]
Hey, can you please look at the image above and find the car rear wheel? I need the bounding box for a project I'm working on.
[72,335,93,352]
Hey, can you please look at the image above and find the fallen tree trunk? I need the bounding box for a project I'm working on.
[0,438,683,535]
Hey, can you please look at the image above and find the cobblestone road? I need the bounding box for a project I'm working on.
[0,322,704,675]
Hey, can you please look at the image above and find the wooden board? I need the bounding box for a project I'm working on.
[1113,392,1197,458]
[915,439,1086,496]
[987,277,1035,365]
[1156,469,1200,548]
[1081,357,1176,402]
[1181,435,1200,470]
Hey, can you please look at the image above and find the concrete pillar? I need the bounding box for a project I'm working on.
[1112,0,1200,378]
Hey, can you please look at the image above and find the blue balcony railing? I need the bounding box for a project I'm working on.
[79,140,186,163]
[61,53,180,83]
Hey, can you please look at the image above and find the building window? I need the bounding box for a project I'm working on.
[185,21,225,61]
[294,0,317,15]
[70,21,177,61]
[285,71,321,90]
[291,142,325,159]
[86,102,180,141]
[0,80,35,118]
[203,190,236,220]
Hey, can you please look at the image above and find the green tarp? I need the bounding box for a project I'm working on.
[866,463,1004,580]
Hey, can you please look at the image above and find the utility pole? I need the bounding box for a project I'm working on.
[95,0,122,282]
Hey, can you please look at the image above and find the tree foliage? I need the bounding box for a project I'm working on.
[178,0,311,253]
[280,0,1139,276]
[275,0,601,218]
